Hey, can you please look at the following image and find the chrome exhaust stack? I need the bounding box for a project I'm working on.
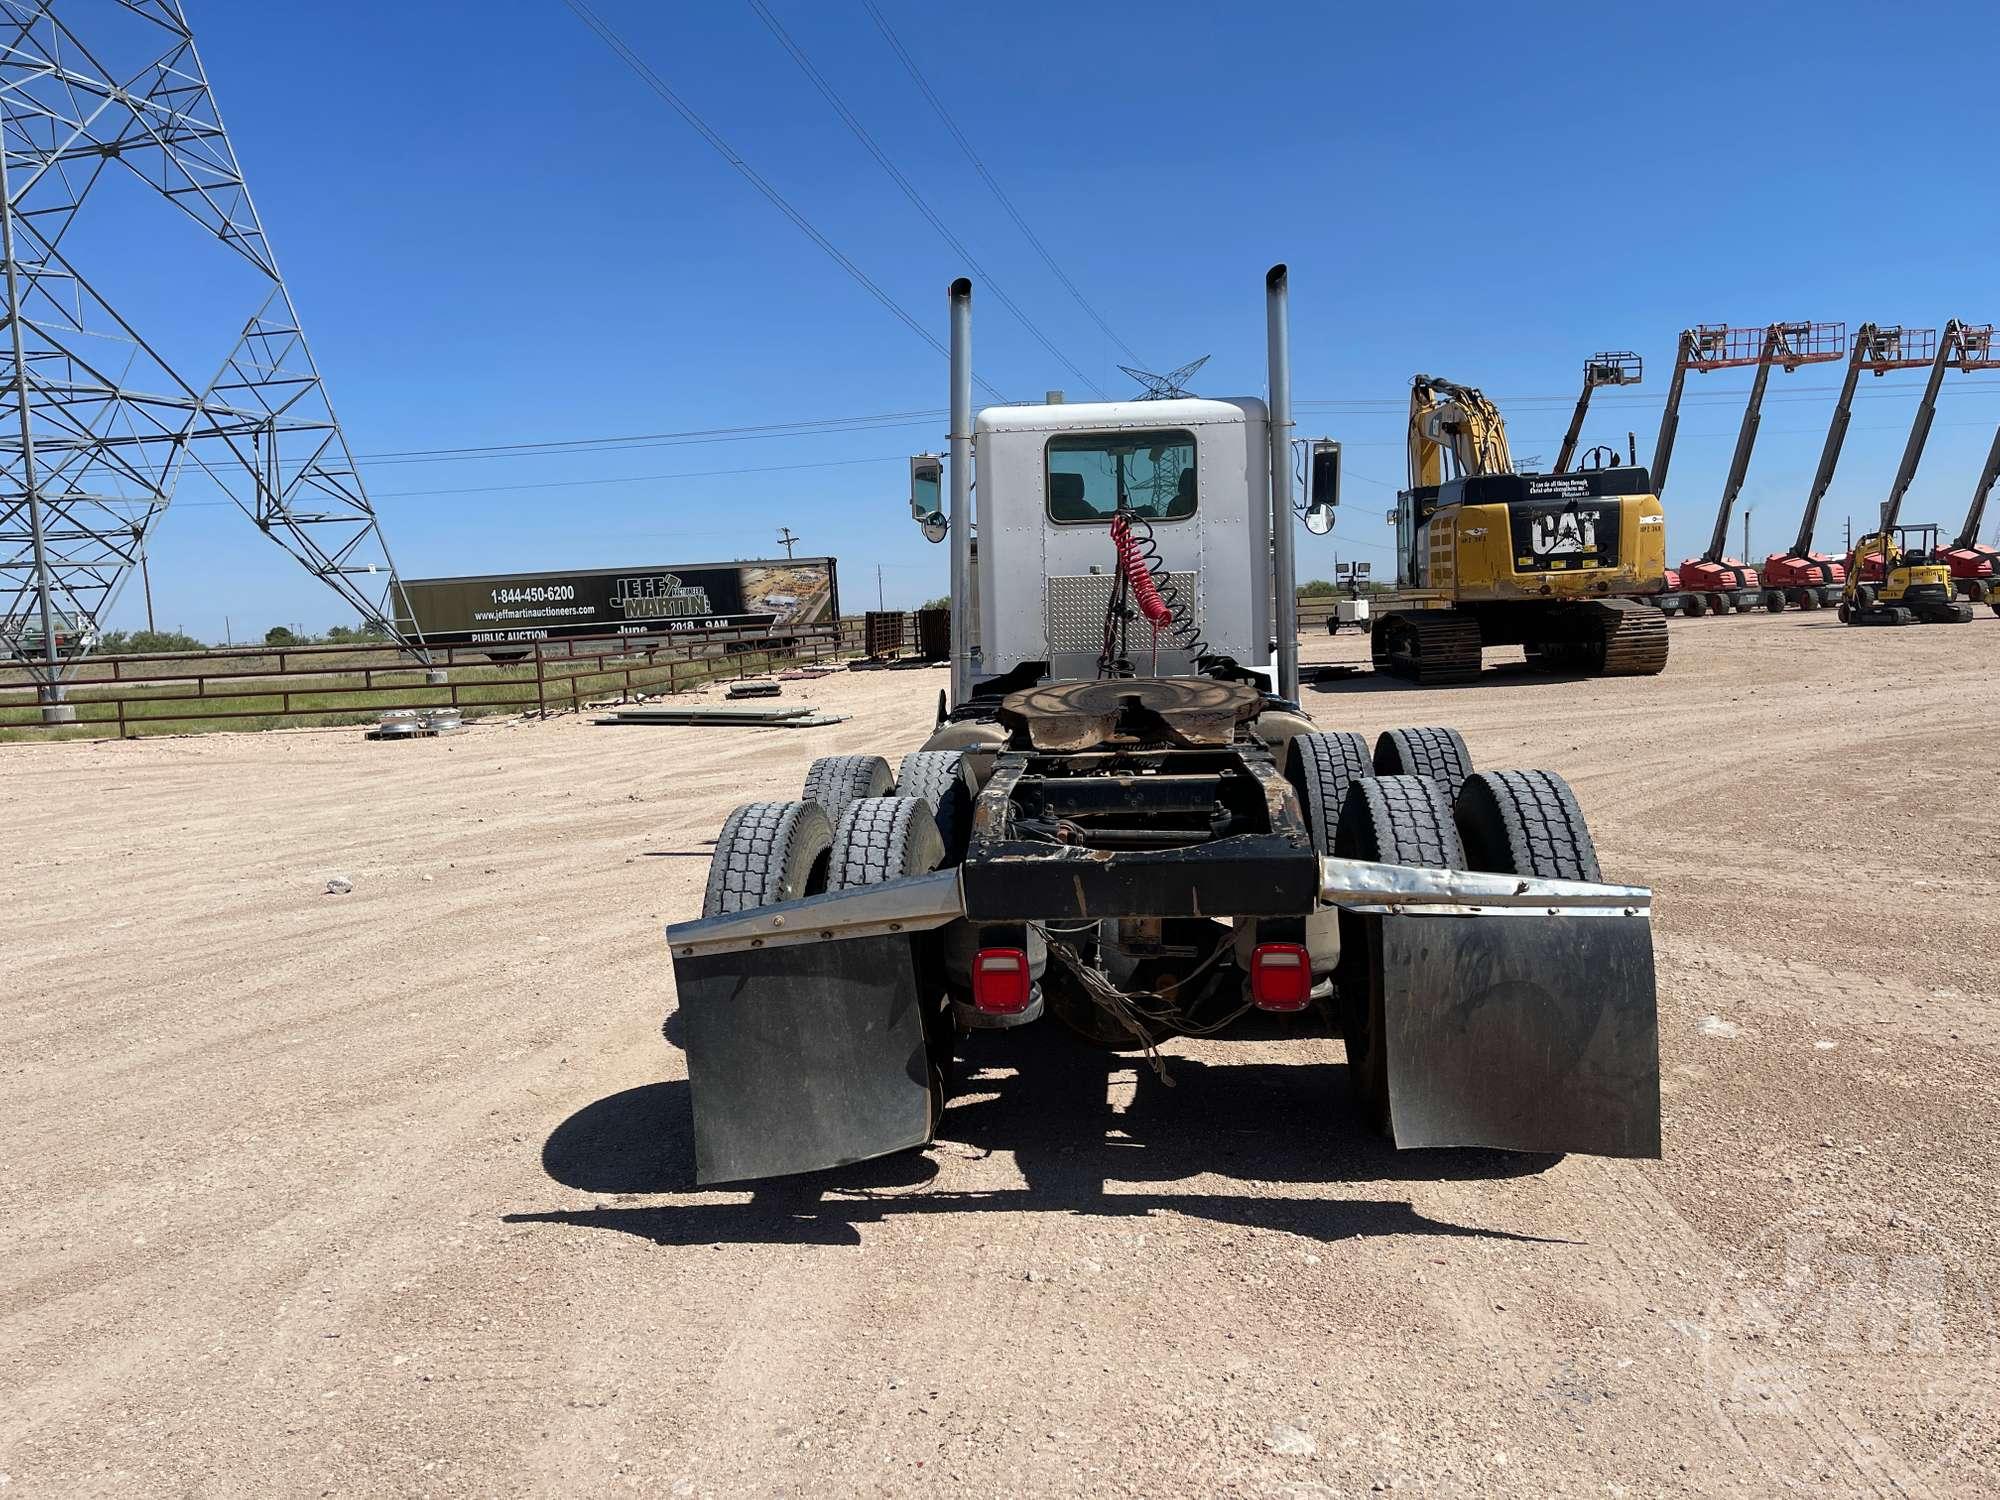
[1265,264,1299,700]
[948,276,974,707]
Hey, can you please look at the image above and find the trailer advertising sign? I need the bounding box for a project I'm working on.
[400,558,839,645]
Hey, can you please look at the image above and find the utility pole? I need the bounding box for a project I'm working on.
[1742,507,1752,562]
[876,564,884,611]
[776,526,798,560]
[1843,516,1852,552]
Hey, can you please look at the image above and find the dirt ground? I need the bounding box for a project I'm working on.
[5,610,1999,1498]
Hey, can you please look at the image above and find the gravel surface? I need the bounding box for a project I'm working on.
[4,611,1998,1497]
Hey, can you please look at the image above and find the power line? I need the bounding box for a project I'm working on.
[861,0,1141,368]
[559,0,1007,402]
[357,408,947,462]
[747,0,1107,399]
[158,453,908,508]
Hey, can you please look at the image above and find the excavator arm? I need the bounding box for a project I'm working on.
[1408,375,1512,488]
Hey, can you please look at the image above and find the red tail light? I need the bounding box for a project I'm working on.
[1249,943,1311,1012]
[972,948,1032,1015]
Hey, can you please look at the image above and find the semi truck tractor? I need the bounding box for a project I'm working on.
[663,268,1660,1184]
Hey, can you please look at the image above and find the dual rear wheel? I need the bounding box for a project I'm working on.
[1287,728,1605,1133]
[701,751,970,917]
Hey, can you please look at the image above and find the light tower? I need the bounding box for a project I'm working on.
[0,1,421,719]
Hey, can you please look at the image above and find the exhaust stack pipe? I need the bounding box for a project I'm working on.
[948,277,974,706]
[1265,264,1299,700]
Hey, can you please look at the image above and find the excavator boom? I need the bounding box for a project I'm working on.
[1408,375,1512,487]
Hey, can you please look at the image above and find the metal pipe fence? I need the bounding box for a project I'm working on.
[0,617,909,738]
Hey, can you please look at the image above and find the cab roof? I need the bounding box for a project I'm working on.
[975,396,1264,434]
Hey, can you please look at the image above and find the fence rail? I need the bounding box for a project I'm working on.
[0,618,906,739]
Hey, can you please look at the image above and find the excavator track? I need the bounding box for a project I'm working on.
[1528,599,1670,677]
[1372,610,1482,685]
[1597,598,1670,675]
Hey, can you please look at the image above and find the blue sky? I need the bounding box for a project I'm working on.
[119,0,2000,635]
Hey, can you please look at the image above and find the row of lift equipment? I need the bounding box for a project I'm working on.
[1597,319,2000,615]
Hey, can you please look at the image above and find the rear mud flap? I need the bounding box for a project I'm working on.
[677,935,936,1184]
[1379,912,1661,1158]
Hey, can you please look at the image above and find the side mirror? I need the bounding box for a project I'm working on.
[1304,438,1339,534]
[909,453,942,523]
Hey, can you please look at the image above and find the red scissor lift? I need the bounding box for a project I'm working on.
[1852,320,1999,590]
[1761,325,1933,610]
[1650,322,1847,616]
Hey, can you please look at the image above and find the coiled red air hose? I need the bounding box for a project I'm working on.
[1111,512,1173,627]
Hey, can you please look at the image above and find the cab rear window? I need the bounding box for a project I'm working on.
[1046,431,1196,523]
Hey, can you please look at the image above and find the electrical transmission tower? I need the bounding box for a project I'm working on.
[1118,356,1209,401]
[0,0,421,716]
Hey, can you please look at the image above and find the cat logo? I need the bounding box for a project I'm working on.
[1533,507,1599,556]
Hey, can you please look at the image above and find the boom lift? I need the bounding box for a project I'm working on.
[1651,321,1847,617]
[1853,320,1998,586]
[1942,421,2000,604]
[1375,371,1669,684]
[1761,324,1933,610]
[660,267,1662,1184]
[1553,352,1642,475]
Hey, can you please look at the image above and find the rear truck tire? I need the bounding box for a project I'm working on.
[1967,580,1988,604]
[895,749,972,863]
[1856,583,1879,607]
[803,753,895,822]
[1285,730,1374,854]
[701,799,834,917]
[1707,593,1731,615]
[827,795,955,1111]
[1453,769,1602,884]
[1370,610,1481,685]
[1764,590,1787,613]
[1333,774,1467,1133]
[1372,726,1474,795]
[1680,594,1705,618]
[1796,588,1819,611]
[828,795,946,890]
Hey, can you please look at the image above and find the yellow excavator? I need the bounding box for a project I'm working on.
[1838,525,1974,625]
[1375,371,1670,684]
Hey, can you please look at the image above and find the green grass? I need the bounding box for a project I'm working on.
[0,646,804,742]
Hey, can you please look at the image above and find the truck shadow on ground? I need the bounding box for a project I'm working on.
[505,1026,1564,1249]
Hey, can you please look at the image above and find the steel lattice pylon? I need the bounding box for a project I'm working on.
[0,0,422,704]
